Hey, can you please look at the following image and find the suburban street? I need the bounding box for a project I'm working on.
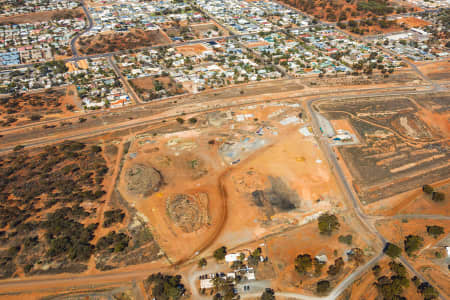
[0,0,447,299]
[70,0,93,57]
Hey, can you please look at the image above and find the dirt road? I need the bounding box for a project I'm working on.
[0,86,447,299]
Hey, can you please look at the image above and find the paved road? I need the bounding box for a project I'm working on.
[107,56,141,103]
[0,87,446,299]
[241,254,384,300]
[0,2,447,297]
[70,0,93,57]
[305,89,447,300]
[0,85,430,153]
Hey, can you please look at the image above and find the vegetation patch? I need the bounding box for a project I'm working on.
[143,273,186,300]
[78,29,171,55]
[0,87,74,127]
[0,141,107,278]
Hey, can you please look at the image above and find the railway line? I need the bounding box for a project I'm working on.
[0,84,447,300]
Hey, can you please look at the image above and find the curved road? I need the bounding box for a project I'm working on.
[0,88,447,299]
[70,0,93,57]
[306,91,447,300]
[241,254,385,300]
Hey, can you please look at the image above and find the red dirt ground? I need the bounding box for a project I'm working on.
[0,8,85,24]
[175,43,210,56]
[375,218,450,297]
[365,179,450,216]
[77,29,171,55]
[396,17,432,28]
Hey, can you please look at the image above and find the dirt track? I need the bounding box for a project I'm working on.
[0,84,446,299]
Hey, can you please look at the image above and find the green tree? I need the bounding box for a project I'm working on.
[313,257,325,276]
[384,243,402,258]
[318,213,340,235]
[375,274,409,300]
[372,264,381,276]
[144,273,185,300]
[198,258,207,268]
[294,254,313,275]
[316,280,331,294]
[432,192,445,202]
[338,234,352,245]
[212,277,235,300]
[411,276,421,287]
[13,145,24,151]
[91,145,102,153]
[261,288,275,300]
[213,246,227,261]
[231,260,243,270]
[389,261,407,277]
[426,225,444,238]
[422,184,433,194]
[327,257,344,276]
[248,247,262,267]
[29,114,42,121]
[348,248,365,266]
[418,282,439,300]
[404,235,423,256]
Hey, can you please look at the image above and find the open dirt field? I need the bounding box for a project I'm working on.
[302,71,422,88]
[280,0,419,23]
[0,8,85,24]
[0,86,80,128]
[330,119,358,136]
[204,102,349,254]
[0,278,150,299]
[245,41,271,48]
[346,22,404,35]
[317,93,450,204]
[130,76,185,101]
[365,179,450,216]
[77,29,171,55]
[190,21,228,39]
[176,43,211,56]
[112,99,353,268]
[417,60,450,82]
[396,16,432,28]
[117,124,226,263]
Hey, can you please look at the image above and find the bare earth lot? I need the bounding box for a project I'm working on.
[0,86,79,127]
[316,93,450,204]
[77,29,171,55]
[0,75,447,299]
[130,76,185,101]
[0,8,85,24]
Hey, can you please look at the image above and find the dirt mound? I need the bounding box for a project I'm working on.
[207,111,231,127]
[125,164,162,196]
[166,193,209,233]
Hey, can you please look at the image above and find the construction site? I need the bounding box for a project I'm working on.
[0,0,448,296]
